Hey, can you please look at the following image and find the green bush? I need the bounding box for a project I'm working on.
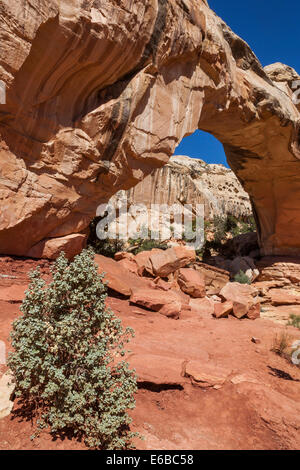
[8,249,138,449]
[90,239,126,258]
[234,270,251,285]
[130,238,168,255]
[288,314,300,329]
[212,216,227,244]
[225,214,238,233]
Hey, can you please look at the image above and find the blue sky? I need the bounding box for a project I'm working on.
[174,0,300,167]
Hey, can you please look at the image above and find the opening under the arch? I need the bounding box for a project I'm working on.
[174,130,229,168]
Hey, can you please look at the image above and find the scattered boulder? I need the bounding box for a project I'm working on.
[177,268,206,298]
[148,246,196,277]
[26,234,87,260]
[94,254,148,297]
[234,298,260,320]
[193,262,230,295]
[220,282,260,320]
[214,300,233,319]
[117,258,139,275]
[134,249,161,276]
[184,361,231,389]
[130,288,183,319]
[220,282,255,302]
[189,297,215,317]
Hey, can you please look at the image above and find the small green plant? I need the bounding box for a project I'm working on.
[225,214,238,233]
[288,314,300,329]
[212,216,227,244]
[234,270,251,285]
[8,249,138,449]
[271,331,291,357]
[130,238,168,255]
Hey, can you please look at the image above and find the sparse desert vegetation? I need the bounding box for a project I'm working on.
[0,0,300,454]
[8,250,138,449]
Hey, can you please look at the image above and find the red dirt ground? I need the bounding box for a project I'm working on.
[0,256,299,450]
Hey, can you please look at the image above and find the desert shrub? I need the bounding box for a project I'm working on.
[271,331,291,357]
[288,314,300,329]
[8,249,138,449]
[212,216,227,244]
[130,238,168,255]
[225,214,239,233]
[92,239,126,258]
[234,270,251,285]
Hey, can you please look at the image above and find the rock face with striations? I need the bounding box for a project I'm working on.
[110,155,252,229]
[0,0,300,258]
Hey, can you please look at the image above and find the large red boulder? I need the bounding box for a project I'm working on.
[117,258,139,275]
[177,268,206,298]
[193,262,230,295]
[214,300,233,319]
[220,282,254,302]
[220,282,260,320]
[189,297,215,317]
[26,234,87,260]
[94,254,148,297]
[134,249,161,276]
[130,288,183,319]
[147,246,196,277]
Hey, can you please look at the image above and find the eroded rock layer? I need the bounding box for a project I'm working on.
[113,154,252,225]
[0,0,300,257]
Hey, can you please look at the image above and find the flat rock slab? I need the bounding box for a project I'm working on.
[269,288,300,306]
[130,288,182,318]
[184,361,232,389]
[129,354,186,386]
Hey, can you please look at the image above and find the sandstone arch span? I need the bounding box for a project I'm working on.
[0,0,300,258]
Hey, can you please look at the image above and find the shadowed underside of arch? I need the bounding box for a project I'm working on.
[0,0,300,257]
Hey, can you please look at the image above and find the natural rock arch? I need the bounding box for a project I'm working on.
[0,0,300,257]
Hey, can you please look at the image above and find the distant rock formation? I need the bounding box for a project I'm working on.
[0,1,300,258]
[108,155,252,240]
